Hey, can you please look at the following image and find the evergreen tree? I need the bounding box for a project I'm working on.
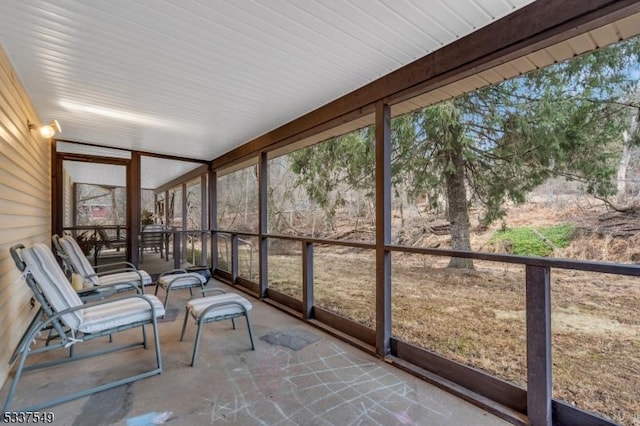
[290,38,640,268]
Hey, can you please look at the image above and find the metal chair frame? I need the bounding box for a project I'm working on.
[179,288,255,366]
[4,244,163,412]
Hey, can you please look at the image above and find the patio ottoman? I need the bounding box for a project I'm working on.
[154,269,207,308]
[180,292,255,366]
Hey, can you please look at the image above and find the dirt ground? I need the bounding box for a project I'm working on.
[237,200,640,425]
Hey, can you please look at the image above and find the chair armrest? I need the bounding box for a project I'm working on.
[197,287,227,296]
[77,281,140,296]
[22,294,159,349]
[90,268,140,277]
[81,293,157,312]
[85,269,146,292]
[94,260,137,270]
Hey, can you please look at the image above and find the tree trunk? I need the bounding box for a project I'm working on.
[616,132,631,204]
[445,138,474,269]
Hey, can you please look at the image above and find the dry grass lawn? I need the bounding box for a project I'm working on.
[267,244,639,426]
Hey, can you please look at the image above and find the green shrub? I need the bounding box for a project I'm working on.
[490,224,575,257]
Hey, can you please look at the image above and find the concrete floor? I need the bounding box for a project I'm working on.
[1,280,512,426]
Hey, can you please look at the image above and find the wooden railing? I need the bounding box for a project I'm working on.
[168,229,212,270]
[211,229,639,426]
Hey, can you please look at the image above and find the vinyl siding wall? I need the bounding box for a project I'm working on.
[0,45,51,386]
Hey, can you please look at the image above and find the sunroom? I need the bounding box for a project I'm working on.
[1,1,639,425]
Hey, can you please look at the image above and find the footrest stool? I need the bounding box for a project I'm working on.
[154,269,207,307]
[180,291,255,366]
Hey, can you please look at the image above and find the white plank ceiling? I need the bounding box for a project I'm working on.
[267,12,640,162]
[0,0,535,161]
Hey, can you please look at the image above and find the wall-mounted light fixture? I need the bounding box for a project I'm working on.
[28,119,61,139]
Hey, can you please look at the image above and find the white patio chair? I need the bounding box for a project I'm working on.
[53,234,152,294]
[4,243,165,412]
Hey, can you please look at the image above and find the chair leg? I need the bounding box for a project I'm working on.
[2,339,31,412]
[191,321,204,367]
[154,285,159,295]
[164,289,171,308]
[142,324,148,349]
[180,308,189,341]
[231,318,236,330]
[10,309,44,364]
[245,314,255,350]
[151,316,163,371]
[46,327,55,346]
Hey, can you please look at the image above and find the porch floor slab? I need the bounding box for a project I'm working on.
[1,280,512,426]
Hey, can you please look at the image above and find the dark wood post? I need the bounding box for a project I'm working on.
[71,183,77,228]
[209,168,217,272]
[200,174,208,265]
[302,241,314,319]
[375,101,391,357]
[128,152,141,266]
[231,233,239,284]
[526,265,552,426]
[164,190,169,226]
[181,182,187,263]
[258,151,268,298]
[173,231,181,269]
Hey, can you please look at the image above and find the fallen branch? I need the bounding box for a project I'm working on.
[592,195,640,214]
[326,228,374,240]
